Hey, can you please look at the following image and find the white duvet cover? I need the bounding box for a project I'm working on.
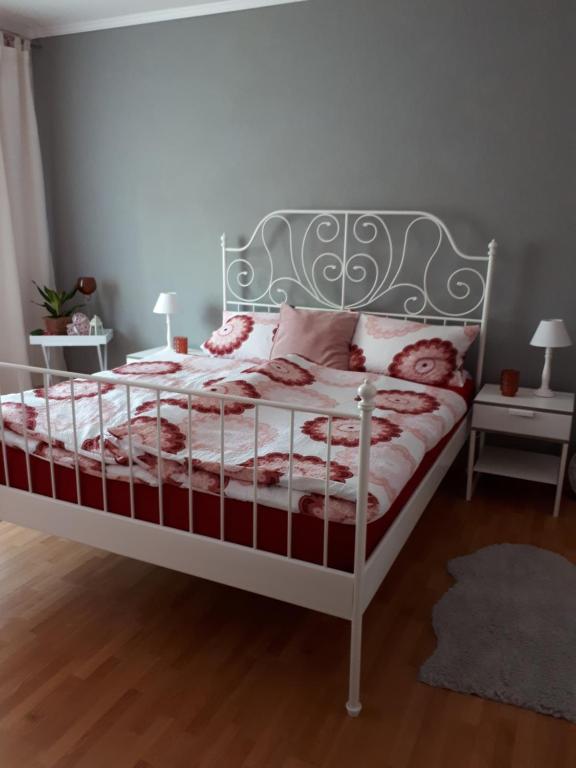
[0,351,467,524]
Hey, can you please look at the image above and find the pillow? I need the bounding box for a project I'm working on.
[202,311,279,360]
[270,304,359,369]
[349,313,479,387]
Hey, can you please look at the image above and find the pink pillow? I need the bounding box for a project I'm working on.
[349,313,479,387]
[201,311,279,360]
[271,305,359,369]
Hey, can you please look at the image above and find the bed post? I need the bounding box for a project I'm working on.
[221,233,227,313]
[346,378,376,717]
[475,238,497,388]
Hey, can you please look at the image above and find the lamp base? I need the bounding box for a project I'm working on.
[165,313,173,351]
[535,348,555,398]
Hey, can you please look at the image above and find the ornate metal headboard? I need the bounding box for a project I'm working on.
[221,210,496,385]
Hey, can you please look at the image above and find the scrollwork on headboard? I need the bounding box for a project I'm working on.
[221,210,496,383]
[223,210,495,321]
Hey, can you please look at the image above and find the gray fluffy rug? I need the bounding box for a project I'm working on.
[419,544,576,722]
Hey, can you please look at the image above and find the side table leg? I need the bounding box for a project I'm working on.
[42,347,51,386]
[466,429,477,501]
[97,345,105,371]
[553,443,569,518]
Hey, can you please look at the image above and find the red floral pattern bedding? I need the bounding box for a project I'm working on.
[0,351,468,524]
[201,311,279,360]
[349,314,479,387]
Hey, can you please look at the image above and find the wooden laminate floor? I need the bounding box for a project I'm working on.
[1,467,576,768]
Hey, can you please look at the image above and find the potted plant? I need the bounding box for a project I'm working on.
[32,282,85,335]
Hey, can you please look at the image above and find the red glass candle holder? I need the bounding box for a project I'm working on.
[77,277,97,295]
[173,336,188,354]
[500,369,520,397]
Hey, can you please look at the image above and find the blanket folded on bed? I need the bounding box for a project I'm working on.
[0,351,467,524]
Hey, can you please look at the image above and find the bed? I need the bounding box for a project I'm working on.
[0,210,496,715]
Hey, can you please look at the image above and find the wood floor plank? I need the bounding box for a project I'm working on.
[0,464,575,767]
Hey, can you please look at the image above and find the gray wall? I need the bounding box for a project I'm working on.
[33,0,575,390]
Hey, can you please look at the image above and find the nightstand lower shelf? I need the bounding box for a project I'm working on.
[474,446,560,486]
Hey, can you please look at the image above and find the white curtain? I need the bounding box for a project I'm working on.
[0,35,56,393]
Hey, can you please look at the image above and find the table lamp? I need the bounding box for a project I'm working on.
[530,319,571,397]
[153,292,177,350]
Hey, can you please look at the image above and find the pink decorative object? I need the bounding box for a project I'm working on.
[67,312,90,336]
[270,305,359,370]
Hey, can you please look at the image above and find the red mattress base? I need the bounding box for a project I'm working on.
[0,421,463,572]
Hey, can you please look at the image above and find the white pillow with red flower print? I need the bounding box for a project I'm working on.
[349,313,479,388]
[201,311,279,361]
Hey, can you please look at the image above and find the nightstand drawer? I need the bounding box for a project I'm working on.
[472,403,572,441]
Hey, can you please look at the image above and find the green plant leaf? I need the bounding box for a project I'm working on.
[32,281,51,303]
[64,287,78,302]
[32,300,54,315]
[32,281,84,317]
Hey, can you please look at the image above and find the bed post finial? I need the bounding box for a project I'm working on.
[475,238,497,388]
[346,377,377,718]
[357,378,377,410]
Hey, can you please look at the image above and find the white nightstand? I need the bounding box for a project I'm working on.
[30,330,113,372]
[466,384,574,517]
[126,346,205,363]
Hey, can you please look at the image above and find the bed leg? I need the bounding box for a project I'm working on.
[345,611,363,716]
[345,379,376,718]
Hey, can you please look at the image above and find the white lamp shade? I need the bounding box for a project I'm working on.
[153,292,177,315]
[530,319,572,348]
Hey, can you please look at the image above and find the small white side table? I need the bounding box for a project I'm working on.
[126,346,204,363]
[466,384,574,517]
[30,330,114,373]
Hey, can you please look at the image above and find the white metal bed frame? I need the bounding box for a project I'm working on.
[0,210,496,716]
